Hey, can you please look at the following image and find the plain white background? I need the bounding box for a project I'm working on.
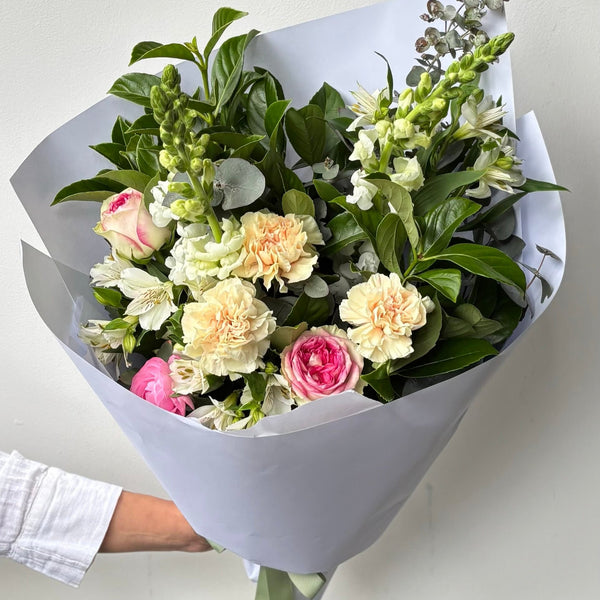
[1,0,598,598]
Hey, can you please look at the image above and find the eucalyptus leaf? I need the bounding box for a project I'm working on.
[214,158,265,210]
[304,275,329,298]
[108,73,161,108]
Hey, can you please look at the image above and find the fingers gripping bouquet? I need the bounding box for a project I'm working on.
[15,1,565,598]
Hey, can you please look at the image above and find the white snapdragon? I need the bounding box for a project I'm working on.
[390,156,425,192]
[166,218,244,286]
[120,268,177,331]
[348,128,379,169]
[149,180,179,227]
[346,169,379,210]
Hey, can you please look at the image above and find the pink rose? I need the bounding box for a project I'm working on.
[130,357,194,416]
[280,326,364,401]
[93,188,171,260]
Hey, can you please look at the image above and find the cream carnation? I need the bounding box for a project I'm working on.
[181,278,275,377]
[233,211,323,292]
[339,273,434,362]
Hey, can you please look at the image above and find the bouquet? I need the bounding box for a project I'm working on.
[14,1,565,598]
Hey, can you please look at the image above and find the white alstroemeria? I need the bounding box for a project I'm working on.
[346,169,378,210]
[454,95,507,141]
[166,218,244,286]
[467,136,526,199]
[390,156,425,192]
[79,319,131,365]
[357,241,380,273]
[240,373,296,418]
[347,84,389,131]
[348,128,379,169]
[149,180,179,227]
[90,250,133,289]
[170,357,210,395]
[188,395,243,431]
[120,268,177,331]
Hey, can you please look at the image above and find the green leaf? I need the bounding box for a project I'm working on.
[129,42,196,65]
[136,134,161,177]
[330,196,380,245]
[285,105,326,166]
[107,73,162,108]
[376,213,407,275]
[188,98,216,113]
[517,178,568,194]
[284,293,332,327]
[451,304,502,338]
[413,269,461,302]
[265,99,291,140]
[389,296,442,372]
[52,178,124,205]
[214,158,265,210]
[103,318,132,331]
[282,189,315,217]
[434,243,526,292]
[460,191,527,230]
[423,196,480,256]
[400,338,498,378]
[369,180,420,249]
[309,82,345,120]
[270,323,308,352]
[204,8,248,59]
[111,116,130,145]
[143,172,160,209]
[247,74,282,137]
[126,113,160,136]
[89,143,131,170]
[256,150,303,197]
[374,51,394,102]
[242,372,268,405]
[361,363,398,402]
[487,205,515,241]
[313,179,341,202]
[413,170,485,215]
[92,287,123,308]
[96,170,152,192]
[322,212,368,255]
[212,30,259,114]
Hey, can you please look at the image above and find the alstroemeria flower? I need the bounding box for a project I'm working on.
[90,250,133,289]
[454,95,506,141]
[467,136,526,198]
[347,84,389,131]
[120,268,177,330]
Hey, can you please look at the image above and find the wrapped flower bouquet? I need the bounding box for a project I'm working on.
[13,1,565,598]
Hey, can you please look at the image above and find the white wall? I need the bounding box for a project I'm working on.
[1,0,598,598]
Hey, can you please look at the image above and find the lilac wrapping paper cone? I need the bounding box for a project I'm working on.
[13,0,564,579]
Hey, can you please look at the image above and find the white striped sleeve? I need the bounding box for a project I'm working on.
[0,450,122,587]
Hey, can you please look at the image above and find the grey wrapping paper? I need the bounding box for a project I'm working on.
[13,0,564,577]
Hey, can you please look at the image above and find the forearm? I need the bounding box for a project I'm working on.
[99,491,211,553]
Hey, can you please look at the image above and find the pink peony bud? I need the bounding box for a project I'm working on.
[94,188,171,260]
[280,326,364,402]
[130,357,194,416]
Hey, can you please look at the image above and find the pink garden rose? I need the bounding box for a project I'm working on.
[94,188,171,260]
[130,357,194,416]
[280,326,364,401]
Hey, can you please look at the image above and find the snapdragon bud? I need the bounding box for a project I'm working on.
[162,64,181,89]
[202,159,215,187]
[123,332,136,355]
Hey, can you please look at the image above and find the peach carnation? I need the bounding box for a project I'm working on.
[181,278,275,377]
[339,273,434,363]
[233,211,323,292]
